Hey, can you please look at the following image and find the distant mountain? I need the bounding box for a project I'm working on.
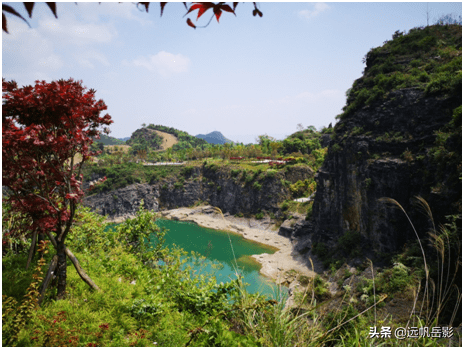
[93,134,126,145]
[118,137,131,142]
[195,131,232,145]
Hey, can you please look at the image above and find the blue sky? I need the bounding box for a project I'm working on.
[2,2,462,144]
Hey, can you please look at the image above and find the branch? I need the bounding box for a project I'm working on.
[45,231,101,292]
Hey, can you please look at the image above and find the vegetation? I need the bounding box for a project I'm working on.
[146,124,209,151]
[93,134,126,146]
[4,199,460,347]
[126,127,164,153]
[2,78,112,299]
[339,24,462,120]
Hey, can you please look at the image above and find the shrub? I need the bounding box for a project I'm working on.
[338,231,363,258]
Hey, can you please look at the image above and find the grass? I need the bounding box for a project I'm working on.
[3,196,461,347]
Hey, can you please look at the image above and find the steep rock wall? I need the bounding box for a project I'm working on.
[83,165,313,220]
[311,87,461,255]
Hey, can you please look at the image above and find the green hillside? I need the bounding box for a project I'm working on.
[92,134,126,146]
[146,124,208,151]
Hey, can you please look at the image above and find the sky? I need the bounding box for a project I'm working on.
[2,1,462,144]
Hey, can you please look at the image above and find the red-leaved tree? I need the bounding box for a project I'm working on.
[2,78,112,299]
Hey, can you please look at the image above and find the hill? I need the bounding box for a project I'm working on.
[126,128,164,151]
[93,134,126,146]
[195,131,232,145]
[146,124,208,151]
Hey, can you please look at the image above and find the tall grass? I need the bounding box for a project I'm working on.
[380,196,461,329]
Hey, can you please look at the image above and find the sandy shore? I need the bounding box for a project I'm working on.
[159,206,316,284]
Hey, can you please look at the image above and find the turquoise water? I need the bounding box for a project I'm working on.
[154,219,286,299]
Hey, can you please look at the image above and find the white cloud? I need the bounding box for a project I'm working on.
[76,2,154,27]
[2,19,64,84]
[76,51,110,69]
[39,17,116,46]
[132,51,191,77]
[298,3,330,20]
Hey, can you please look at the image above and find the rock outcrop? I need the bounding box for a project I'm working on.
[306,26,462,258]
[84,165,313,220]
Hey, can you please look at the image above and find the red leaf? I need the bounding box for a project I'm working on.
[2,4,30,27]
[186,18,196,29]
[160,2,167,17]
[220,4,235,15]
[214,8,222,22]
[186,3,202,15]
[138,2,150,13]
[45,2,57,18]
[2,12,8,33]
[187,3,214,20]
[24,2,35,18]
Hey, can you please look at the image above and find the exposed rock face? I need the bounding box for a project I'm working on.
[84,183,159,218]
[83,165,313,220]
[310,88,461,255]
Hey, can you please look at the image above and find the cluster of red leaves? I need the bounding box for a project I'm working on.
[2,78,112,238]
[99,323,109,330]
[229,156,244,160]
[32,311,80,346]
[88,176,107,192]
[128,329,149,346]
[268,161,287,167]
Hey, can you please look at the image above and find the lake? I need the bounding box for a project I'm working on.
[154,219,287,300]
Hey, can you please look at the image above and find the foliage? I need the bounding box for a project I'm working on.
[92,134,125,146]
[2,78,112,297]
[337,230,363,258]
[116,200,168,263]
[126,127,163,152]
[2,241,48,346]
[340,24,462,120]
[281,127,322,155]
[147,124,208,151]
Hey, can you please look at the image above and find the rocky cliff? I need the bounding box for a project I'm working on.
[83,164,313,220]
[306,25,462,259]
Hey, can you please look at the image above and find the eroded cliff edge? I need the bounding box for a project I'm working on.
[83,165,313,220]
[302,25,462,262]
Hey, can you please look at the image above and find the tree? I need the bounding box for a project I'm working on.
[2,2,263,33]
[2,78,112,299]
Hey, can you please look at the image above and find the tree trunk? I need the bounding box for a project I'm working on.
[38,254,58,305]
[45,231,101,292]
[56,241,67,300]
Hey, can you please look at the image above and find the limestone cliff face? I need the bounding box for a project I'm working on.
[305,25,463,258]
[311,88,461,255]
[84,165,313,220]
[83,183,160,219]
